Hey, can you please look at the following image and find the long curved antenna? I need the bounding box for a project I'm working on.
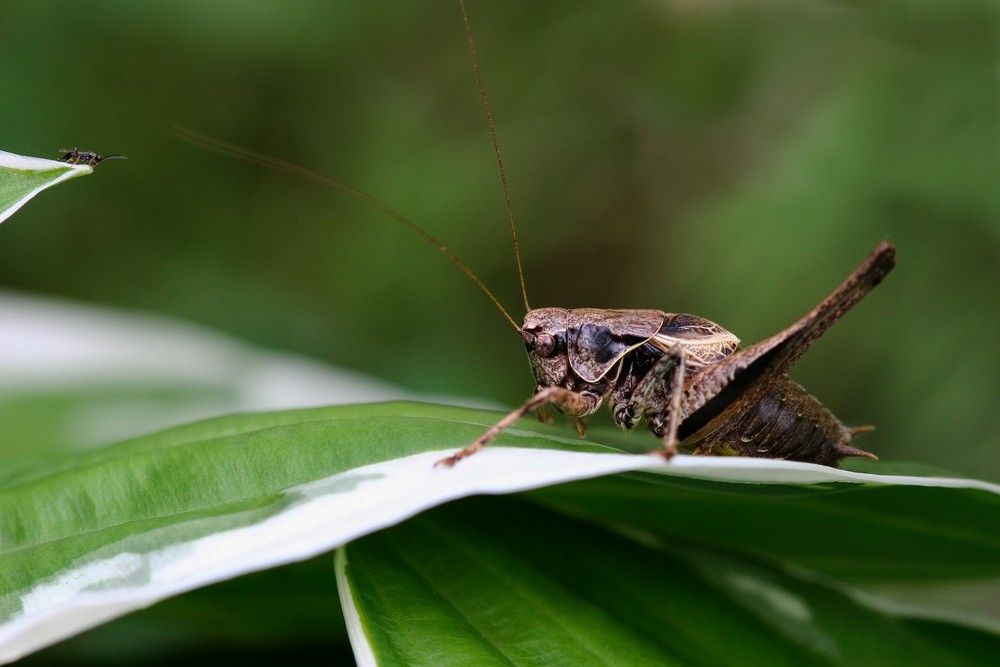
[460,0,531,314]
[170,125,521,332]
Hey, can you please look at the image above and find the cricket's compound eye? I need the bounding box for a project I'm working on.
[534,333,556,357]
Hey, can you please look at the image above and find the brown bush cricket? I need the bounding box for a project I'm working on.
[178,0,895,469]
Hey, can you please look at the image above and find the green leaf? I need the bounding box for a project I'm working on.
[0,151,91,224]
[1,402,998,663]
[0,290,406,456]
[528,471,1000,581]
[339,497,1000,667]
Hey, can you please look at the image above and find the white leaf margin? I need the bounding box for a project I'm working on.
[0,150,91,225]
[2,447,998,663]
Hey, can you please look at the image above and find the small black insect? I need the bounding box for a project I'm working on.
[58,148,127,167]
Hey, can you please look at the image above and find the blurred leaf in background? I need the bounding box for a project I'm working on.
[0,0,996,484]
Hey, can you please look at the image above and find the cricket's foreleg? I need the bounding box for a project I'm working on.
[435,386,601,467]
[614,347,687,460]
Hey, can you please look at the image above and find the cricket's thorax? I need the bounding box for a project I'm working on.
[521,307,740,415]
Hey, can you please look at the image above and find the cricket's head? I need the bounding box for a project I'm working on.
[519,307,570,387]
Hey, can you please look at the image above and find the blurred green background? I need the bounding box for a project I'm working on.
[0,0,996,479]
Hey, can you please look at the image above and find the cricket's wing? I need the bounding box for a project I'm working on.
[649,313,740,372]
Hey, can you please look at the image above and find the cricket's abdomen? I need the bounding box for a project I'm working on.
[698,376,876,466]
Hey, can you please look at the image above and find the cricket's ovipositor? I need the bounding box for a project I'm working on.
[178,0,895,469]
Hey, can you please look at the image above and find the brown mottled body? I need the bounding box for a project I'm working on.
[684,376,868,466]
[438,241,895,467]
